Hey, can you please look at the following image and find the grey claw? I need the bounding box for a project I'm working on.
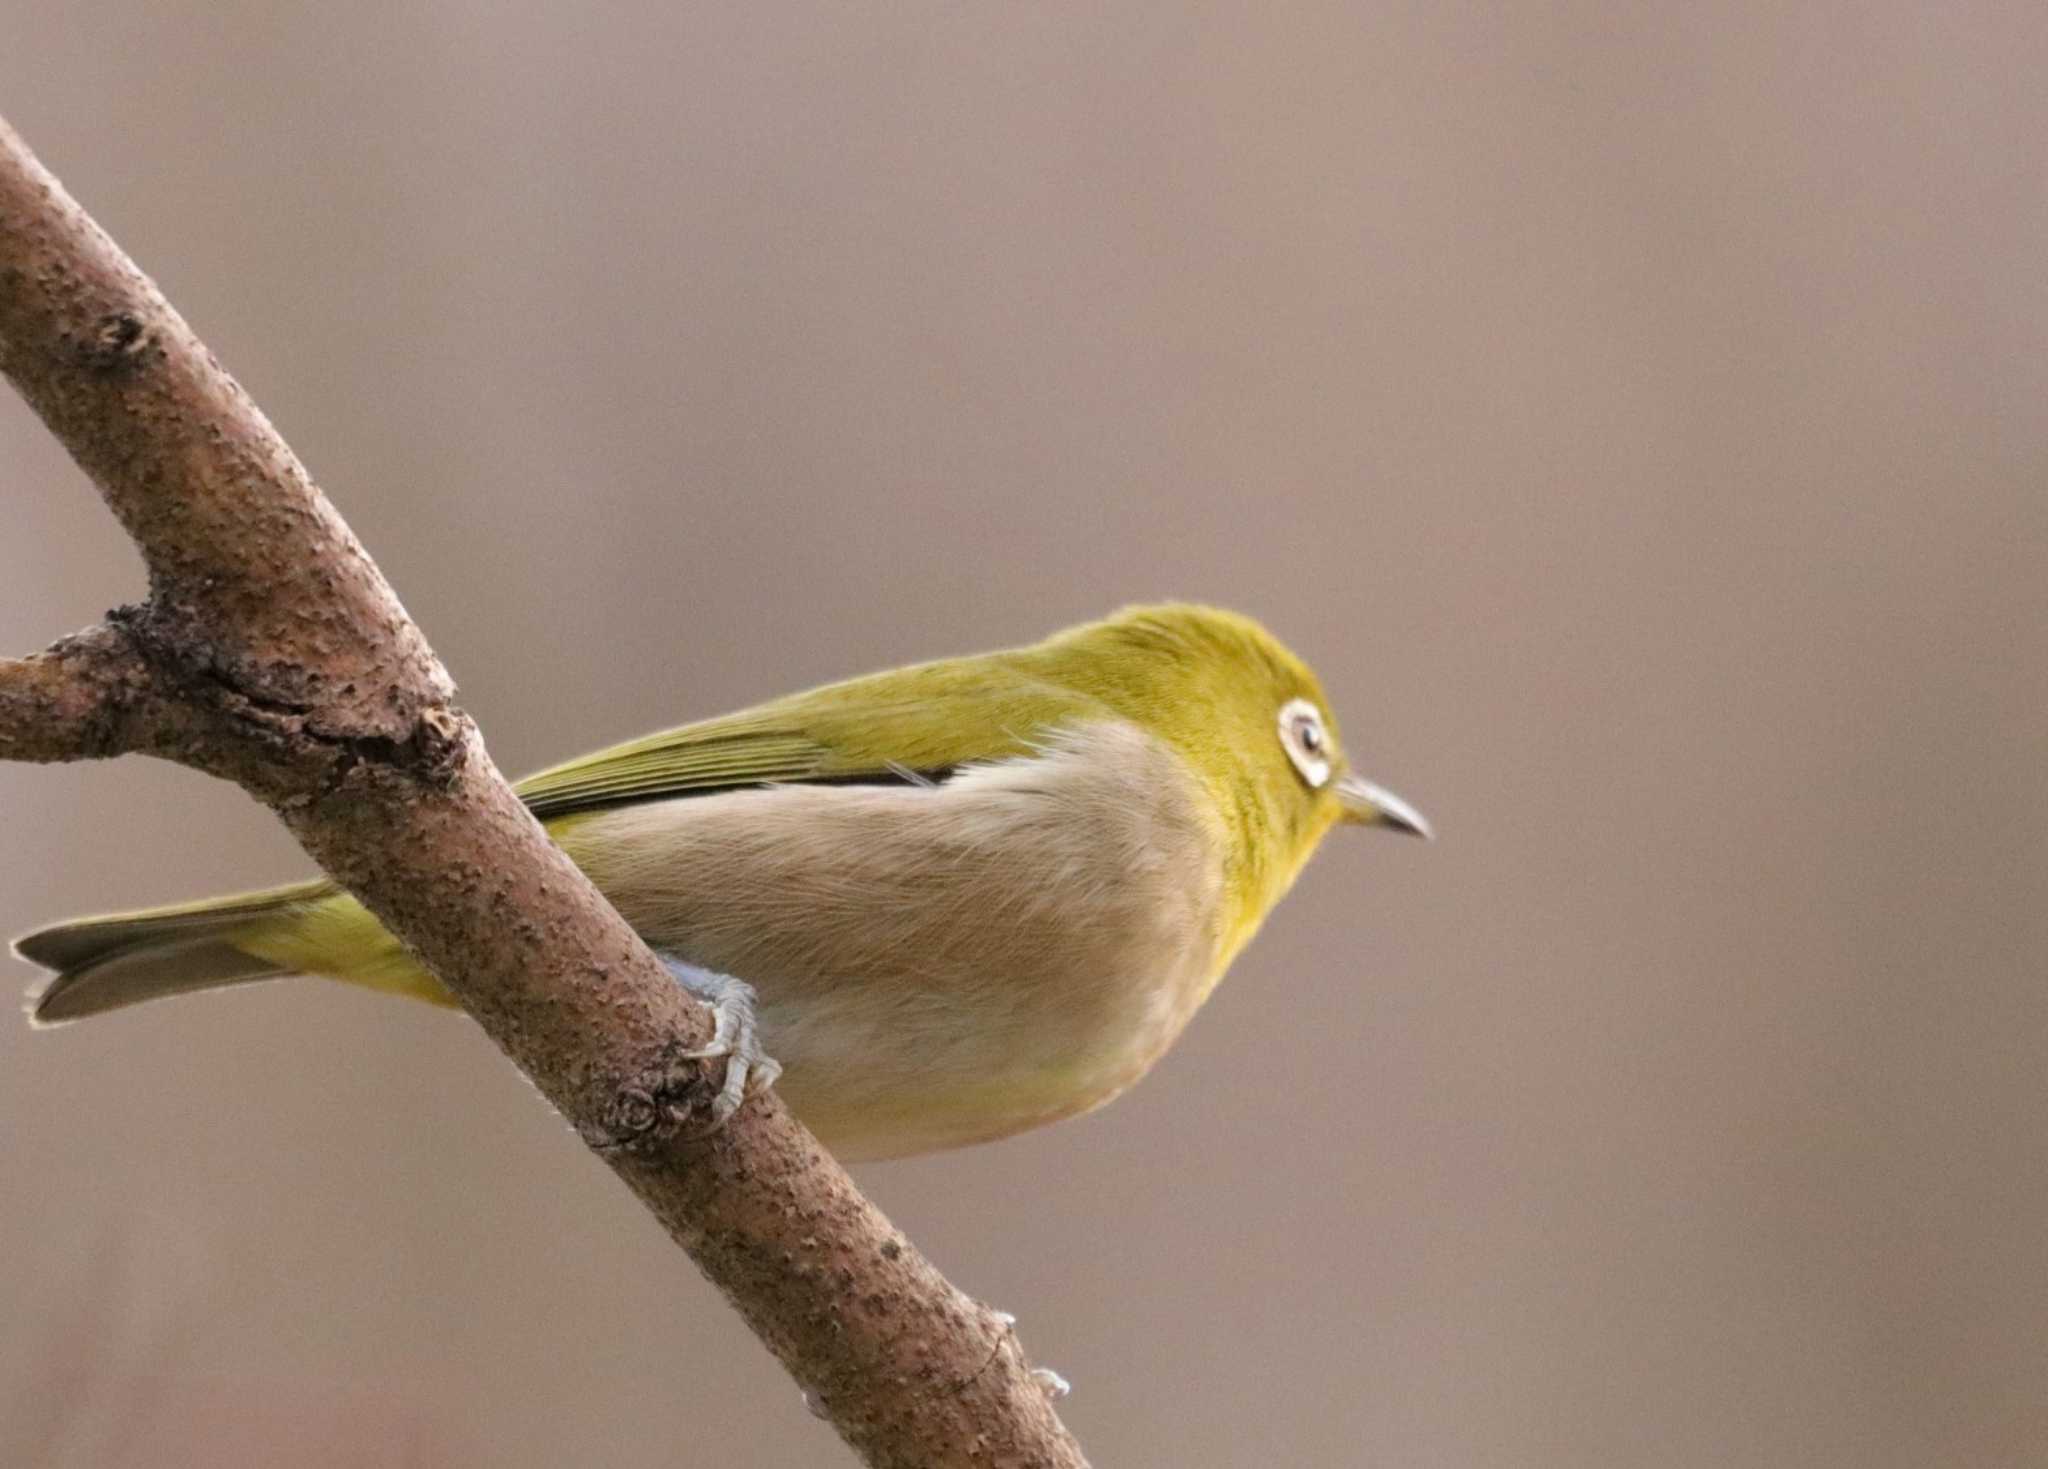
[678,969,742,1061]
[660,957,781,1125]
[680,998,738,1060]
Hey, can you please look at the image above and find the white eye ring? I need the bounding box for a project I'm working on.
[1278,697,1332,789]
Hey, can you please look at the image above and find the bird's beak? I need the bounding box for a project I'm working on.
[1335,772,1433,839]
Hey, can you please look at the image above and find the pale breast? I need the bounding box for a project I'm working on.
[559,720,1229,1159]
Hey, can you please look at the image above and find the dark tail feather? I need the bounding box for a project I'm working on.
[16,904,302,1026]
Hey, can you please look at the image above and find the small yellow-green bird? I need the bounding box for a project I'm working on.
[16,604,1428,1160]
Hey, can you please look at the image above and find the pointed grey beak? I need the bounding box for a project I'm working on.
[1335,773,1434,839]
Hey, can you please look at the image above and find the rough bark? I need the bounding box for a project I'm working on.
[0,116,1086,1468]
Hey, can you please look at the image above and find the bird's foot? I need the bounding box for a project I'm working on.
[660,957,782,1126]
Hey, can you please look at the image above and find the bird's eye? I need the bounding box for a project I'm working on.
[1278,698,1332,789]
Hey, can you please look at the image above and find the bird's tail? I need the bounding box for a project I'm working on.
[16,879,442,1025]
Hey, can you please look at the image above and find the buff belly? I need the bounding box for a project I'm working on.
[559,721,1229,1160]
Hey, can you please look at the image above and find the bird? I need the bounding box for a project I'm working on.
[15,603,1429,1161]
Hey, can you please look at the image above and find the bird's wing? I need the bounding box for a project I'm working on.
[517,716,832,818]
[515,655,1097,821]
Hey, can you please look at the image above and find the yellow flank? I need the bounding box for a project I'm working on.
[233,892,442,1003]
[17,603,1429,1161]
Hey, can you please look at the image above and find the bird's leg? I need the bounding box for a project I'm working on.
[660,957,782,1125]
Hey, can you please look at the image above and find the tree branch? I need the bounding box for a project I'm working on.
[0,115,1085,1468]
[0,624,155,762]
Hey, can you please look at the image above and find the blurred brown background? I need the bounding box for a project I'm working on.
[3,4,2044,1465]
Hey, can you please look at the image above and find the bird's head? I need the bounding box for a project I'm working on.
[1037,603,1429,940]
